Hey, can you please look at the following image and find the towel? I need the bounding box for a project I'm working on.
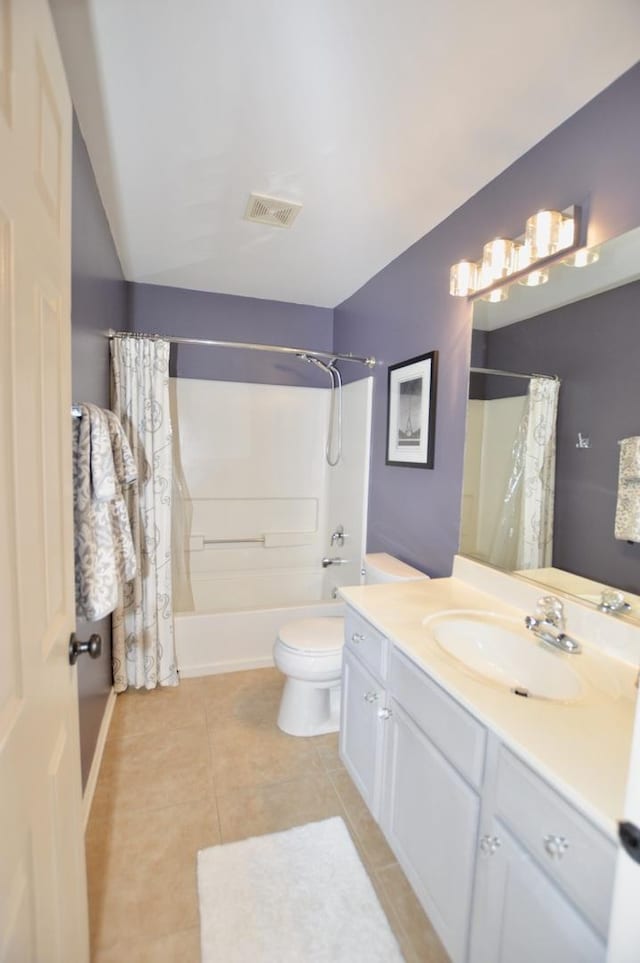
[618,436,640,482]
[104,409,138,583]
[615,437,640,543]
[72,404,138,620]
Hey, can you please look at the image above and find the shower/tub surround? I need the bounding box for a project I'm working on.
[173,374,373,676]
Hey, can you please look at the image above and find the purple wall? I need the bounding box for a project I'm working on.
[128,283,334,388]
[484,280,640,593]
[71,117,128,788]
[334,63,640,578]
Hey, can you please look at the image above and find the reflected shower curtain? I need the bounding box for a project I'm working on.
[111,337,178,691]
[489,377,559,571]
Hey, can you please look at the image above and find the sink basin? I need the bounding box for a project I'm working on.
[422,610,584,702]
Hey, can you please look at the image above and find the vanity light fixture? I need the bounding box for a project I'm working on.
[449,205,581,300]
[562,247,600,268]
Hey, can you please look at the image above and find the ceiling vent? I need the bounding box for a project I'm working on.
[244,193,302,228]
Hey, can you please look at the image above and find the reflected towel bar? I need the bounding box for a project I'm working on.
[203,536,266,545]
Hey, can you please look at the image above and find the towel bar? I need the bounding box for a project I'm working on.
[203,536,266,545]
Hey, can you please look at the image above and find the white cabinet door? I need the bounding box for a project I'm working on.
[470,820,605,963]
[0,2,89,960]
[340,650,385,816]
[382,701,480,963]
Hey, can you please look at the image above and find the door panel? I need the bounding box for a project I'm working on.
[382,701,480,963]
[0,2,89,960]
[471,820,604,963]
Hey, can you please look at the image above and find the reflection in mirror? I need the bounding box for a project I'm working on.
[461,225,640,621]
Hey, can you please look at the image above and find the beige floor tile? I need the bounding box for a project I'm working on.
[91,753,215,819]
[208,719,322,793]
[87,798,220,952]
[368,869,413,961]
[376,863,450,963]
[329,769,397,869]
[310,731,345,773]
[217,772,344,842]
[93,926,201,963]
[201,667,284,730]
[87,666,436,963]
[102,723,210,778]
[109,679,206,739]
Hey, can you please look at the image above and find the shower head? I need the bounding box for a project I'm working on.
[295,353,336,374]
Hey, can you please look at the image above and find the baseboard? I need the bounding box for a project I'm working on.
[179,655,276,678]
[82,686,117,832]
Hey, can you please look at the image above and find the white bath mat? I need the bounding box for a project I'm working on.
[197,816,405,962]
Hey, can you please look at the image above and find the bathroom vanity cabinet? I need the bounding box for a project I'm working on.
[340,609,389,817]
[339,604,616,963]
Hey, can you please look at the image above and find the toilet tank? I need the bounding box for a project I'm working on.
[363,552,430,585]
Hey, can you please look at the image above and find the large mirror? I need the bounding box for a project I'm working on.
[461,224,640,621]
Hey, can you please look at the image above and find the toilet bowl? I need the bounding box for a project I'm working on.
[274,553,428,736]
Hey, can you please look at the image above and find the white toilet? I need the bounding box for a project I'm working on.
[273,552,429,736]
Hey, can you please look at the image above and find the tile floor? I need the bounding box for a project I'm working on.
[86,668,450,962]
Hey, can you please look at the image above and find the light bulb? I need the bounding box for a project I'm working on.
[558,215,576,250]
[518,269,549,287]
[525,210,563,259]
[562,247,600,268]
[449,260,479,296]
[481,286,509,303]
[482,238,515,282]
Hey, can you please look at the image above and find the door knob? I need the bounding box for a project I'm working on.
[68,633,102,666]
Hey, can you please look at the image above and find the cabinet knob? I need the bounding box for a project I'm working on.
[479,834,501,855]
[377,707,392,720]
[543,834,569,859]
[363,691,379,703]
[351,632,365,644]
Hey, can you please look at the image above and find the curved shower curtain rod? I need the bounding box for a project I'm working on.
[107,329,376,368]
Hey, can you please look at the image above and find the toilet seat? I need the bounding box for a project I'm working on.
[277,617,344,655]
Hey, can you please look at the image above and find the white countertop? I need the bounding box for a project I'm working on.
[340,575,638,840]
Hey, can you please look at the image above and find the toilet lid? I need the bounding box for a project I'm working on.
[278,617,345,654]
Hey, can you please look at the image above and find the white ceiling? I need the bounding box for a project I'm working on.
[51,1,640,308]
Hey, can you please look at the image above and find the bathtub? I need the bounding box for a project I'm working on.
[174,571,345,676]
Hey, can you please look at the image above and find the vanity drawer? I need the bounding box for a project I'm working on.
[345,608,388,681]
[495,747,616,937]
[389,647,486,788]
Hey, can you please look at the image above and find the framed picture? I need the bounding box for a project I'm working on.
[386,350,438,468]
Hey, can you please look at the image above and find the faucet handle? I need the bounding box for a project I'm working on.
[536,595,565,629]
[598,589,631,615]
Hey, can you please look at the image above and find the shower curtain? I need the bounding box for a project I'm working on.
[111,337,178,691]
[489,377,559,571]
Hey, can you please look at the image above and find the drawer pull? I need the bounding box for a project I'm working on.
[543,834,570,859]
[479,834,502,856]
[377,707,393,720]
[351,632,365,644]
[363,691,379,703]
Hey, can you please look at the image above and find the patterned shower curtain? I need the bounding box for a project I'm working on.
[111,337,178,691]
[517,377,559,570]
[489,377,559,572]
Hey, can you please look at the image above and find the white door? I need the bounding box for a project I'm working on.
[0,2,89,961]
[607,693,640,962]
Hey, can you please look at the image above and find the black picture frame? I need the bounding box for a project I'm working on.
[386,350,438,468]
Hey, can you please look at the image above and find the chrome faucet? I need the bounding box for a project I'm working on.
[322,556,347,568]
[524,596,581,654]
[330,524,345,547]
